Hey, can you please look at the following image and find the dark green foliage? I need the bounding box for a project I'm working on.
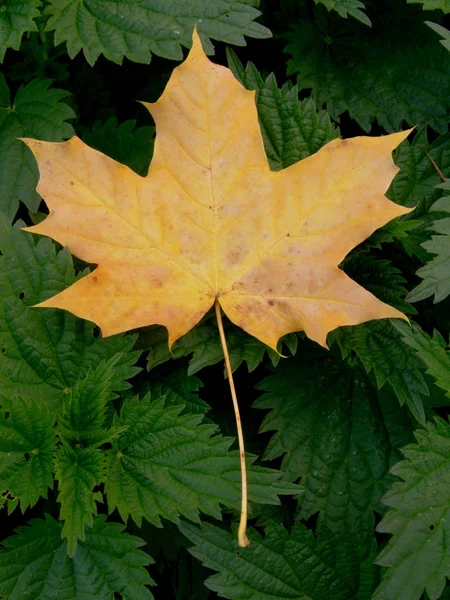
[1,2,450,599]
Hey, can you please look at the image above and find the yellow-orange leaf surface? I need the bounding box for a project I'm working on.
[24,31,412,350]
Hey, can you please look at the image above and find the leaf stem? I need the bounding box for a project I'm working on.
[214,299,250,548]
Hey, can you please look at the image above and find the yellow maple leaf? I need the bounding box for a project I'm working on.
[23,30,410,352]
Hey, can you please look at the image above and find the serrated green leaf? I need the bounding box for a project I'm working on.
[80,116,154,176]
[0,397,56,511]
[331,321,429,422]
[386,129,450,260]
[374,418,450,600]
[408,193,450,302]
[227,48,339,171]
[143,367,209,415]
[0,76,75,220]
[54,445,105,557]
[180,521,376,600]
[341,253,415,314]
[144,318,296,375]
[284,10,450,132]
[58,356,123,446]
[44,0,271,66]
[409,0,450,12]
[393,321,450,398]
[105,394,300,528]
[255,351,412,536]
[314,0,371,26]
[0,514,154,599]
[0,0,41,62]
[427,20,450,51]
[0,215,141,410]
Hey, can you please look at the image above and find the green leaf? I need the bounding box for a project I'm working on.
[227,48,339,171]
[284,10,450,132]
[54,445,105,557]
[386,129,450,260]
[0,397,56,511]
[144,318,297,375]
[144,367,209,415]
[0,0,41,62]
[0,215,141,410]
[409,0,450,12]
[314,0,371,26]
[374,418,450,600]
[393,321,450,398]
[427,20,450,51]
[0,514,155,599]
[341,252,415,314]
[80,116,154,177]
[105,394,300,527]
[58,356,123,446]
[0,76,75,220]
[407,194,450,302]
[180,521,376,600]
[331,321,429,422]
[44,0,271,66]
[255,351,412,536]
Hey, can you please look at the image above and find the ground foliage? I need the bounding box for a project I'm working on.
[0,1,450,599]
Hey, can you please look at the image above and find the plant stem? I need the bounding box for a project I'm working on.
[214,299,250,548]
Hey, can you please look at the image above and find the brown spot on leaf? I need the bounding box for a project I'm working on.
[268,300,274,306]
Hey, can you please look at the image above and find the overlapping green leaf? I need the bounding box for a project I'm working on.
[314,0,371,25]
[227,49,339,170]
[180,521,378,600]
[386,129,450,260]
[105,394,300,528]
[0,215,141,410]
[409,0,450,12]
[0,76,74,220]
[0,397,55,511]
[284,11,450,132]
[81,116,154,176]
[394,321,450,397]
[374,418,450,600]
[332,321,429,422]
[0,515,154,599]
[407,193,450,302]
[255,351,412,536]
[44,0,271,66]
[427,21,450,50]
[0,0,41,63]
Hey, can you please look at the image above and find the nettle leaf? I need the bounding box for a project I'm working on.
[408,0,450,12]
[0,397,56,511]
[408,193,450,303]
[314,0,371,26]
[58,356,123,446]
[142,367,209,415]
[332,321,429,422]
[0,515,154,599]
[44,0,271,66]
[144,319,298,375]
[427,20,450,51]
[105,394,300,527]
[374,418,450,600]
[284,11,450,132]
[394,321,450,398]
[54,445,106,557]
[0,75,75,220]
[0,0,41,62]
[227,49,339,170]
[80,116,155,176]
[180,521,377,600]
[341,252,414,315]
[0,215,141,410]
[386,129,450,260]
[255,351,412,536]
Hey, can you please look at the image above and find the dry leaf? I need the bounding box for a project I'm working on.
[23,30,411,350]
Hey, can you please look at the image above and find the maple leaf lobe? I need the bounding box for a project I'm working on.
[23,29,412,350]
